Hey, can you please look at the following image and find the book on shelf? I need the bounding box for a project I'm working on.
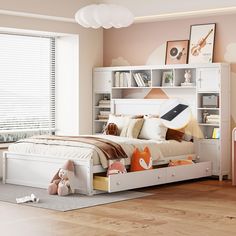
[99,111,110,116]
[98,99,110,107]
[212,128,220,139]
[120,72,124,87]
[137,73,145,86]
[133,72,150,87]
[133,73,143,87]
[115,72,120,87]
[97,115,109,120]
[205,114,219,124]
[126,73,132,87]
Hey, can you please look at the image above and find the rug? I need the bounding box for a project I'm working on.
[0,183,152,211]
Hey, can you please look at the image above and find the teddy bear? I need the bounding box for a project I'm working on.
[48,160,76,196]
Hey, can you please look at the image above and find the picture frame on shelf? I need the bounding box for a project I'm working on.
[188,23,216,64]
[165,40,189,65]
[162,71,174,86]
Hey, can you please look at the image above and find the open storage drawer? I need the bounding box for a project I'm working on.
[93,161,212,192]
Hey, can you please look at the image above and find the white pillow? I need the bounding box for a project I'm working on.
[138,117,167,140]
[107,114,131,135]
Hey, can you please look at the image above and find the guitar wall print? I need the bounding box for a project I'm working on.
[191,29,213,56]
[188,23,216,64]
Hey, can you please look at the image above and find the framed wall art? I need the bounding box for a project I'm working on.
[188,23,216,64]
[165,40,189,65]
[162,71,174,86]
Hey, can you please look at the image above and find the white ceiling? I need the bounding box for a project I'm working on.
[0,0,236,22]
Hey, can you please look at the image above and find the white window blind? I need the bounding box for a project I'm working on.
[0,34,55,142]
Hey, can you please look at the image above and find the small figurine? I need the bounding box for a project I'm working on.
[202,110,209,123]
[184,70,191,83]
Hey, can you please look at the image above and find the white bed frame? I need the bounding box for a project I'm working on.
[2,100,213,195]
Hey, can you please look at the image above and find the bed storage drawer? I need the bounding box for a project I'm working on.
[94,168,166,193]
[166,161,212,183]
[94,161,212,192]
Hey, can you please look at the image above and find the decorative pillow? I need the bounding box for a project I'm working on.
[131,147,153,172]
[168,158,194,167]
[166,128,184,142]
[120,118,144,138]
[107,114,131,135]
[107,159,127,176]
[103,123,118,136]
[138,118,167,140]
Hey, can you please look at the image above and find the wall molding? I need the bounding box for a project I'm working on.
[0,6,236,24]
[135,6,236,23]
[0,9,76,23]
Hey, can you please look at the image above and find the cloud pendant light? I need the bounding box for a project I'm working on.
[75,4,134,29]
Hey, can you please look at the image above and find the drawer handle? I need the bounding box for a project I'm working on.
[171,173,175,177]
[157,176,161,180]
[206,168,209,172]
[116,181,121,186]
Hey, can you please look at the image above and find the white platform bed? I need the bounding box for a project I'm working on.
[3,99,213,195]
[3,135,212,195]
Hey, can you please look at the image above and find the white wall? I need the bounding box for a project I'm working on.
[56,35,79,135]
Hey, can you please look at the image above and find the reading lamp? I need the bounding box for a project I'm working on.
[75,4,134,29]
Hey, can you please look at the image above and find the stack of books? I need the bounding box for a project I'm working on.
[98,99,110,108]
[97,110,110,121]
[114,72,131,87]
[133,72,150,87]
[206,114,219,124]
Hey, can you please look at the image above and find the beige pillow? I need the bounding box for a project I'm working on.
[120,119,144,138]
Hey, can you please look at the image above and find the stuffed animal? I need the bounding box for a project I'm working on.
[131,147,153,172]
[48,160,76,196]
[168,157,194,167]
[103,122,118,136]
[107,159,127,176]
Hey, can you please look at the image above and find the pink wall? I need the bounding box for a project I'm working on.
[103,13,236,126]
[103,13,236,72]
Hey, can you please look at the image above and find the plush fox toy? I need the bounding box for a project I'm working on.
[131,147,153,172]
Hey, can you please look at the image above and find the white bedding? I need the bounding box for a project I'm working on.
[8,135,194,168]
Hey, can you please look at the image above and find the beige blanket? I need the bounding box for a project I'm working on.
[17,135,128,160]
[8,135,193,168]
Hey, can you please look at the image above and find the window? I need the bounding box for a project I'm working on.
[0,34,55,142]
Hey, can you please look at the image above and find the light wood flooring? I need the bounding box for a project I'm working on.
[1,179,236,236]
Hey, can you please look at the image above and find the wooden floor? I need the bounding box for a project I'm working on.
[1,179,236,236]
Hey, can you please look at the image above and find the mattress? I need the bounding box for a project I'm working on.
[8,135,194,168]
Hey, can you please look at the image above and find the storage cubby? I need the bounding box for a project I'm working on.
[93,93,111,134]
[112,70,131,87]
[131,70,151,87]
[173,68,196,86]
[197,92,219,108]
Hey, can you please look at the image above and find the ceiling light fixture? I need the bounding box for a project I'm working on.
[75,4,134,29]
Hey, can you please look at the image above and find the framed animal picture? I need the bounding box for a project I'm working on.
[188,23,216,64]
[165,40,189,64]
